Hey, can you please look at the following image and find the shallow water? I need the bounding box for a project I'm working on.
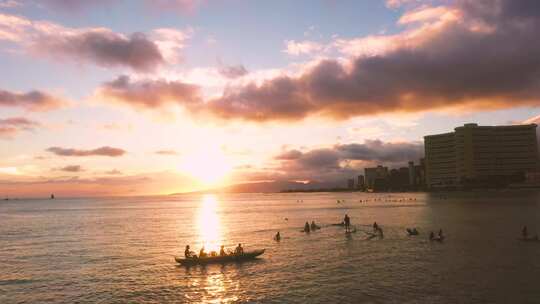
[1,191,540,303]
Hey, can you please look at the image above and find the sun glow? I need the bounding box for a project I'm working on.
[180,146,232,187]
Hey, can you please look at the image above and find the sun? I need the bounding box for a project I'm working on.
[180,146,232,186]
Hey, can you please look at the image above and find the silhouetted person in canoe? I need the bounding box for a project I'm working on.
[373,222,379,232]
[275,231,281,241]
[235,243,244,254]
[185,245,195,258]
[429,231,435,241]
[199,247,207,258]
[304,222,311,233]
[438,229,444,238]
[220,245,226,256]
[310,221,319,230]
[522,226,528,238]
[344,214,351,232]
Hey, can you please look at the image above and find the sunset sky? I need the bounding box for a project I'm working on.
[1,0,539,197]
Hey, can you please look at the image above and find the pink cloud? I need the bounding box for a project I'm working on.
[0,117,40,139]
[0,89,66,111]
[46,146,126,157]
[0,13,190,72]
[98,75,201,109]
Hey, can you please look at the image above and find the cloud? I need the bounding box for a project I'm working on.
[39,0,114,11]
[87,0,540,122]
[33,0,204,14]
[97,75,201,109]
[218,64,248,79]
[524,114,540,125]
[283,40,323,56]
[46,146,126,157]
[104,169,122,175]
[0,13,189,72]
[195,0,540,121]
[155,149,179,155]
[0,117,40,139]
[148,0,205,13]
[0,89,66,111]
[37,30,164,72]
[269,139,424,184]
[0,0,21,8]
[385,0,422,9]
[57,165,83,172]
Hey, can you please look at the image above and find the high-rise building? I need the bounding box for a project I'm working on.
[347,178,355,190]
[424,123,539,189]
[408,161,415,186]
[365,165,389,190]
[357,175,365,190]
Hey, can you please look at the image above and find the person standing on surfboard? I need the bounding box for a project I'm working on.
[344,214,351,232]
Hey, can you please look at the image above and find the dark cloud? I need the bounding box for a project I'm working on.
[99,75,201,109]
[0,89,65,111]
[38,31,164,72]
[94,0,540,121]
[46,146,126,157]
[275,149,302,160]
[199,0,540,121]
[218,64,248,79]
[270,140,424,184]
[0,117,40,139]
[336,140,423,163]
[57,165,83,172]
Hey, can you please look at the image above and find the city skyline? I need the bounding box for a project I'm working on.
[1,0,540,197]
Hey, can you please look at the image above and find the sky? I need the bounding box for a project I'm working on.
[0,0,539,197]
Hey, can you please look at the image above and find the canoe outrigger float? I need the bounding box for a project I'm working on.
[175,249,265,266]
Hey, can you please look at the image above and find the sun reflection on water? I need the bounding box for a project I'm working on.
[197,194,222,253]
[190,195,241,303]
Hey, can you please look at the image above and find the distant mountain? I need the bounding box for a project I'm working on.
[171,180,344,195]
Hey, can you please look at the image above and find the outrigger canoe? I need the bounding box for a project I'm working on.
[175,249,265,266]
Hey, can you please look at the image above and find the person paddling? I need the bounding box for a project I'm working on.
[522,225,528,238]
[373,222,379,232]
[219,245,226,256]
[429,231,435,241]
[185,245,195,258]
[199,247,207,258]
[344,214,351,232]
[275,231,281,241]
[438,229,444,238]
[235,243,244,254]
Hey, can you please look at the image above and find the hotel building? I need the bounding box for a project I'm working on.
[424,123,539,189]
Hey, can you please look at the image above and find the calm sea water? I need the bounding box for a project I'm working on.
[1,191,540,303]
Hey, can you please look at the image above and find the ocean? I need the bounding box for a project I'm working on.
[1,191,540,303]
